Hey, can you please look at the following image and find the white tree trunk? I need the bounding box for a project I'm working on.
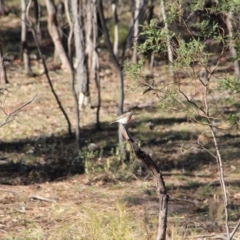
[21,0,31,76]
[112,0,119,56]
[132,0,144,63]
[160,0,174,81]
[71,0,89,109]
[160,0,173,64]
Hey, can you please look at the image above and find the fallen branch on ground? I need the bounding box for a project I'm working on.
[29,194,56,203]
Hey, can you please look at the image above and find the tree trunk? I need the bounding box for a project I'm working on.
[0,0,5,16]
[64,0,73,60]
[111,0,119,56]
[97,0,124,115]
[160,0,174,81]
[225,11,240,80]
[93,0,101,129]
[132,0,145,63]
[98,0,125,157]
[45,0,72,73]
[65,0,81,149]
[71,0,89,109]
[32,0,42,41]
[85,0,101,128]
[0,44,8,86]
[21,0,31,76]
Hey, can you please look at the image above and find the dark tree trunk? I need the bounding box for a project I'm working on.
[32,0,42,41]
[0,44,8,87]
[0,0,5,16]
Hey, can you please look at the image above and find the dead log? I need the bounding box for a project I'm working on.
[119,124,168,240]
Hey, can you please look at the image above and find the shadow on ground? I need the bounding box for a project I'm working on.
[0,116,239,185]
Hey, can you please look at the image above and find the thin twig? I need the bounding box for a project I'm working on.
[209,124,230,239]
[230,218,240,240]
[0,93,37,128]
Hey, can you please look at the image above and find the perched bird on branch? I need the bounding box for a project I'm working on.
[109,112,133,125]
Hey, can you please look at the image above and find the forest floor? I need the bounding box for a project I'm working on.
[0,11,240,240]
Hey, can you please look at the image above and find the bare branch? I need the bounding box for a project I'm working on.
[119,124,168,240]
[0,93,37,128]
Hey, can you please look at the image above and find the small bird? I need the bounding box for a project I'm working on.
[109,111,133,125]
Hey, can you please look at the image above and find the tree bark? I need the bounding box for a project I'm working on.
[0,44,8,86]
[21,0,31,76]
[32,0,42,41]
[64,0,81,149]
[64,0,73,60]
[98,0,125,157]
[160,0,174,81]
[45,0,72,73]
[0,0,5,16]
[132,0,145,63]
[85,0,101,129]
[111,0,119,56]
[97,0,124,115]
[71,0,89,109]
[225,11,240,80]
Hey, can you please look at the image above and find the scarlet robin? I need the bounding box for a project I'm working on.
[109,112,133,125]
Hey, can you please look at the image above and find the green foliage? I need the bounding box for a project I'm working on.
[137,19,173,55]
[188,0,205,11]
[218,76,240,93]
[191,20,219,38]
[159,86,178,110]
[124,58,145,80]
[166,0,182,24]
[109,24,129,45]
[227,113,240,126]
[232,41,240,60]
[174,39,208,70]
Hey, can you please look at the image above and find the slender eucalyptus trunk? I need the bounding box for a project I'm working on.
[71,0,89,110]
[64,0,80,149]
[64,0,73,60]
[86,0,101,129]
[112,0,119,56]
[32,0,42,41]
[98,0,125,157]
[0,0,4,16]
[0,45,8,86]
[21,0,31,76]
[160,0,174,80]
[132,0,144,63]
[225,10,240,80]
[97,0,124,115]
